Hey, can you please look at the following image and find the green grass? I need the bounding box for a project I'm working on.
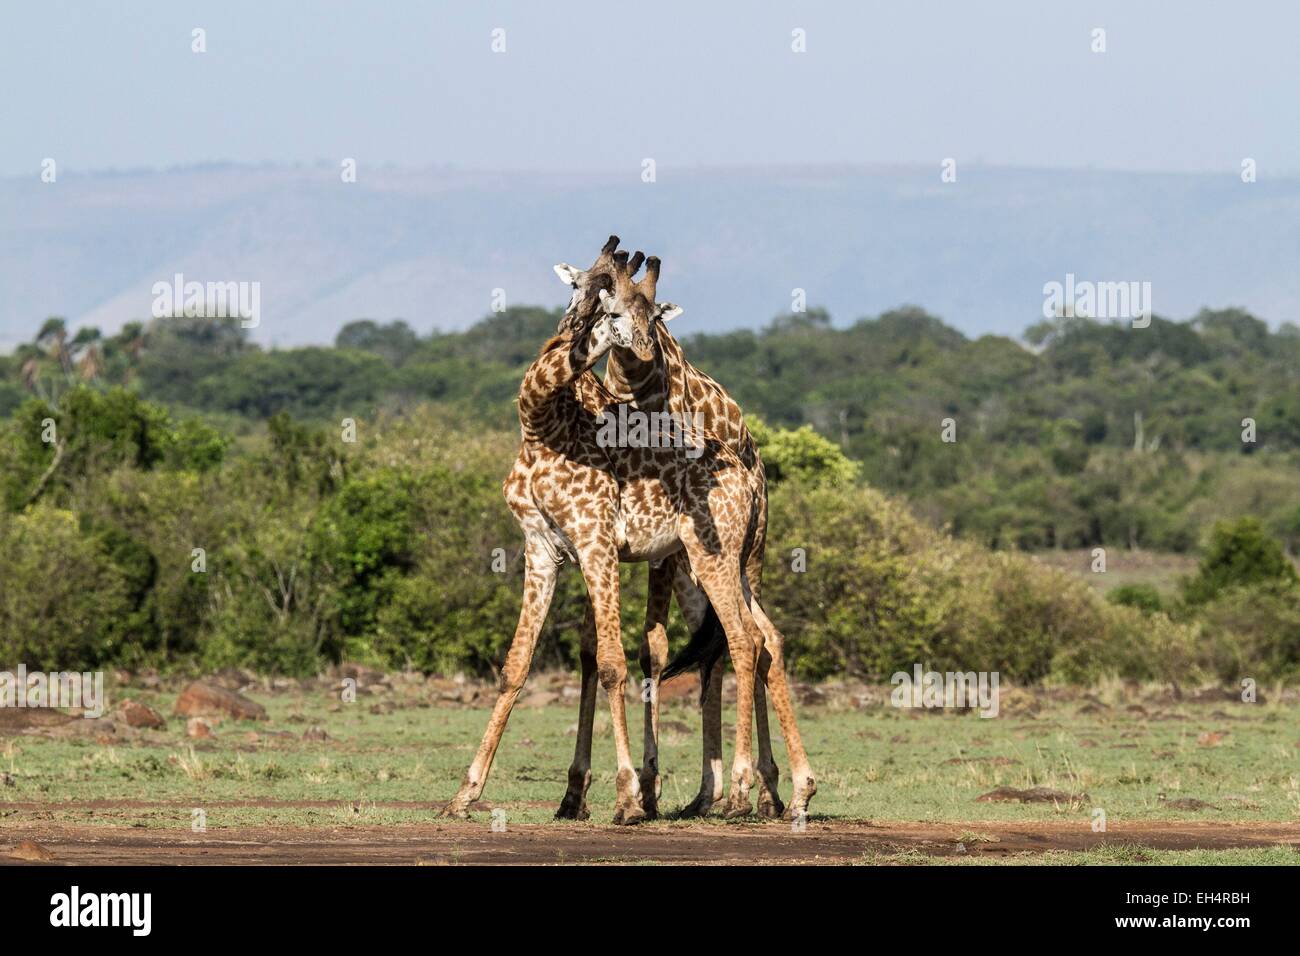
[3,677,1299,832]
[856,846,1300,866]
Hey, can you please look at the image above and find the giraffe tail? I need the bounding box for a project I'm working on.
[661,603,727,703]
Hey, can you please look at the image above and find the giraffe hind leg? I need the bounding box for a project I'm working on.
[664,557,726,818]
[556,602,597,820]
[637,560,673,819]
[683,549,760,820]
[742,490,784,818]
[749,596,816,819]
[753,676,785,819]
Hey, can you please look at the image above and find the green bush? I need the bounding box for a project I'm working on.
[0,506,131,669]
[1107,584,1164,614]
[0,389,1254,684]
[760,479,1198,683]
[0,388,229,512]
[748,416,860,488]
[311,468,418,639]
[1183,517,1297,604]
[1194,582,1300,681]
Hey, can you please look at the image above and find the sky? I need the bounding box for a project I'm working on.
[3,0,1298,178]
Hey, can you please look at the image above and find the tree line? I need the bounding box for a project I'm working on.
[1,307,1296,681]
[5,305,1296,555]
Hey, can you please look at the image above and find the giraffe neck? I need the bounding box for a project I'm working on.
[518,333,605,441]
[603,345,668,410]
[646,321,757,467]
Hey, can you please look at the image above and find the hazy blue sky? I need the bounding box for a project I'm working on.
[3,0,1298,178]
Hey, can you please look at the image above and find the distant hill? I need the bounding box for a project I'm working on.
[3,162,1298,350]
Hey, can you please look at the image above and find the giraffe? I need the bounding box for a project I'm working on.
[550,239,815,822]
[592,253,815,821]
[441,260,774,824]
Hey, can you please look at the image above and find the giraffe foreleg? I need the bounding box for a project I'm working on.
[675,654,726,818]
[442,541,558,818]
[580,541,645,825]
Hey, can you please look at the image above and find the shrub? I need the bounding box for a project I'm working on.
[0,506,131,669]
[1107,584,1163,614]
[310,468,418,639]
[0,394,1221,683]
[0,389,228,512]
[1194,582,1300,681]
[748,416,860,488]
[761,480,1198,683]
[1183,517,1297,604]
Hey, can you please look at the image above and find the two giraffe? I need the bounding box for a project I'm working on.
[442,237,815,823]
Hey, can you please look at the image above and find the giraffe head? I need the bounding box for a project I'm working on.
[586,310,635,356]
[553,235,624,335]
[596,253,682,362]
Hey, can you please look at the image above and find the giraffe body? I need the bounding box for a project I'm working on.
[444,314,770,823]
[444,237,814,824]
[572,248,815,821]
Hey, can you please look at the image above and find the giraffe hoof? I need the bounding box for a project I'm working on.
[614,803,647,826]
[782,778,817,821]
[638,774,661,819]
[723,803,753,820]
[757,793,786,819]
[554,798,590,821]
[781,800,814,823]
[439,802,472,820]
[672,795,715,819]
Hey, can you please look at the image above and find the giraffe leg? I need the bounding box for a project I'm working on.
[637,561,673,819]
[667,556,725,818]
[743,484,784,818]
[676,654,726,817]
[684,549,760,820]
[749,597,816,819]
[556,602,597,820]
[753,675,785,819]
[443,542,558,818]
[581,545,644,825]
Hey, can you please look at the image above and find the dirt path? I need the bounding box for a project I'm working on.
[3,810,1297,865]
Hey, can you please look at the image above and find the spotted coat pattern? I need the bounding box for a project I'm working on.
[443,315,770,824]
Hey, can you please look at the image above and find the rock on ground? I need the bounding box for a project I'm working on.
[173,681,267,721]
[118,699,166,729]
[8,840,55,861]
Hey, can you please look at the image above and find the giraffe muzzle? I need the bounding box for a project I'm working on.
[607,313,635,349]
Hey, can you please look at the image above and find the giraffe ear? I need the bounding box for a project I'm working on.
[655,302,683,322]
[597,288,616,311]
[553,263,583,286]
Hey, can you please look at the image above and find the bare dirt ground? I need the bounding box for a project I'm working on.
[2,804,1297,865]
